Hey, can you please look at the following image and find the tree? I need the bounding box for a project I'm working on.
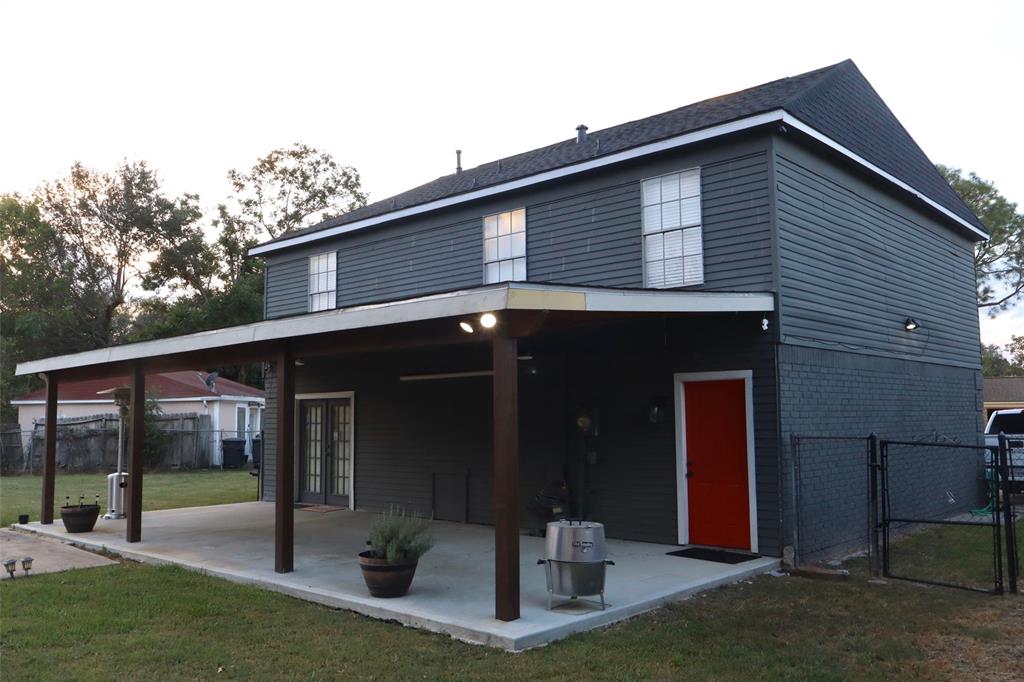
[35,161,203,345]
[0,195,105,421]
[1006,335,1024,372]
[939,165,1024,315]
[981,343,1015,377]
[225,142,367,240]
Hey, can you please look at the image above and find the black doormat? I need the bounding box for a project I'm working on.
[667,547,759,564]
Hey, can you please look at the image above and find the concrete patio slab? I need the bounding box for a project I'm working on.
[15,502,778,650]
[0,528,115,579]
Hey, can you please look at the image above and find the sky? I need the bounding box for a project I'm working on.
[1,0,1022,347]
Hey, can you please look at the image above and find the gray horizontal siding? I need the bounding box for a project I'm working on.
[264,256,308,319]
[337,218,482,307]
[261,135,776,317]
[774,137,980,368]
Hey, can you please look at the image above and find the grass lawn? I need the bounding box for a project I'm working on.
[2,523,1021,680]
[0,470,258,527]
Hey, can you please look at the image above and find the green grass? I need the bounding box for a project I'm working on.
[881,519,1024,591]
[0,470,258,526]
[2,528,1022,680]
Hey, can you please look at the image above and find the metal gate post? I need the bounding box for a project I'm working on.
[868,433,880,577]
[999,433,1018,594]
[880,440,890,578]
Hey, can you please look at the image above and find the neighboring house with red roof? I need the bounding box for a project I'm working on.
[12,371,265,462]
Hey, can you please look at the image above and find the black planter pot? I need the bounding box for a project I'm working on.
[60,504,100,533]
[358,551,419,597]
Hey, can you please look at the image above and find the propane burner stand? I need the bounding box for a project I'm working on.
[537,520,614,610]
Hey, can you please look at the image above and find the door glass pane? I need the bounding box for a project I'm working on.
[329,400,351,497]
[236,406,246,438]
[304,404,323,493]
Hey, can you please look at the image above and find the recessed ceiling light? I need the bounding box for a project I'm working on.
[459,321,474,333]
[479,313,497,329]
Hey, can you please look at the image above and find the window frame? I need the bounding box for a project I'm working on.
[307,251,337,312]
[482,207,527,284]
[640,167,704,289]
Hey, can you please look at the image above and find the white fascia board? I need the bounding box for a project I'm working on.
[582,289,774,313]
[15,286,513,376]
[15,283,775,376]
[780,113,987,240]
[248,111,787,256]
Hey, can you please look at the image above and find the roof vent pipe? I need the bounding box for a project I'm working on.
[576,125,588,143]
[456,149,463,174]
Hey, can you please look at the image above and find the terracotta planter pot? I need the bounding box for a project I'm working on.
[358,551,419,597]
[60,504,100,533]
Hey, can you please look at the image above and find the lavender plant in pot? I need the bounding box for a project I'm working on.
[358,508,434,598]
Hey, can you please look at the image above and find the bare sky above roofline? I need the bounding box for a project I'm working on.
[1,0,1021,345]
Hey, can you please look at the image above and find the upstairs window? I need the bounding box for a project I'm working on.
[308,252,337,312]
[483,208,526,284]
[641,168,703,288]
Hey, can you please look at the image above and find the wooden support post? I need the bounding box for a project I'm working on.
[492,329,520,621]
[126,366,145,543]
[41,374,58,524]
[275,347,296,573]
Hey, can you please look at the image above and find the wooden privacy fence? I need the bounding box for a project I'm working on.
[0,413,216,473]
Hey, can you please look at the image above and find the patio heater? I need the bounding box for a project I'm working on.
[100,387,132,519]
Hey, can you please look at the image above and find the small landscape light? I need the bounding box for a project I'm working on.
[904,318,919,331]
[21,557,33,575]
[479,313,497,329]
[459,321,474,334]
[2,559,16,580]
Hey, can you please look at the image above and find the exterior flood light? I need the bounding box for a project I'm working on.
[459,321,474,333]
[480,313,497,329]
[904,318,919,331]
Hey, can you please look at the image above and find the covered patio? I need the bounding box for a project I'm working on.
[16,503,778,650]
[15,281,777,636]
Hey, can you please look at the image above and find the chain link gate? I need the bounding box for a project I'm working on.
[876,436,1018,594]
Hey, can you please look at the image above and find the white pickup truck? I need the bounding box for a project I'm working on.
[984,408,1024,491]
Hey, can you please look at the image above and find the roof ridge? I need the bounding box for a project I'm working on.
[779,59,851,111]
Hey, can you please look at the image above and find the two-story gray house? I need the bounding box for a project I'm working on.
[18,59,985,624]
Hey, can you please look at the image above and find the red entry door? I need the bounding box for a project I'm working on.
[683,378,751,549]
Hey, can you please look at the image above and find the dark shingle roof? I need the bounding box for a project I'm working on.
[260,60,984,249]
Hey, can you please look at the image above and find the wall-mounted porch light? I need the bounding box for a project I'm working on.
[904,318,919,331]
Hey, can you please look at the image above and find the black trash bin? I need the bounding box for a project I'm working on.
[221,438,247,469]
[250,435,262,469]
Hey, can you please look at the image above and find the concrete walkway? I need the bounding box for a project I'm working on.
[0,528,115,580]
[16,502,778,650]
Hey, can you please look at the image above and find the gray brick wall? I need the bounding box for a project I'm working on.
[778,345,984,560]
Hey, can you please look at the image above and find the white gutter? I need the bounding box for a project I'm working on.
[249,109,985,256]
[15,283,774,376]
